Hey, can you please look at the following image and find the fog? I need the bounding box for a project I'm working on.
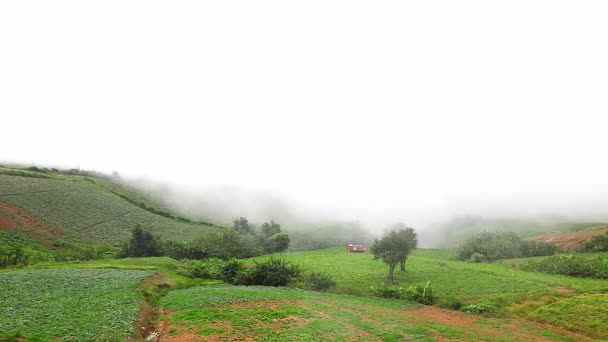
[2,1,608,247]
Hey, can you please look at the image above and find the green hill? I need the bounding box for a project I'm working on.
[0,171,221,249]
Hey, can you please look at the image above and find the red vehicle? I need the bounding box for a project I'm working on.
[346,244,366,253]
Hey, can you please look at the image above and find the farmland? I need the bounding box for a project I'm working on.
[245,247,608,338]
[158,285,588,342]
[0,174,218,247]
[0,249,604,341]
[0,268,154,341]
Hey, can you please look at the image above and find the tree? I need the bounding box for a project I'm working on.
[269,232,291,252]
[261,220,281,238]
[371,226,417,281]
[121,226,161,257]
[233,217,252,234]
[389,224,417,271]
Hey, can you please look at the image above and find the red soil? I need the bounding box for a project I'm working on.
[0,200,61,246]
[533,226,608,249]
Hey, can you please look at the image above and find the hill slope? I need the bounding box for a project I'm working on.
[0,173,220,248]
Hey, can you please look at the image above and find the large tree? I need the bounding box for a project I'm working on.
[371,226,417,281]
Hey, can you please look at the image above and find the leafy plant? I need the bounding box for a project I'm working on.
[370,281,437,305]
[235,256,300,287]
[461,303,492,314]
[303,271,336,291]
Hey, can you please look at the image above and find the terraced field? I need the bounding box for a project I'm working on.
[0,268,154,341]
[0,175,218,246]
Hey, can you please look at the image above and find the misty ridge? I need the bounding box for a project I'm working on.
[118,174,608,248]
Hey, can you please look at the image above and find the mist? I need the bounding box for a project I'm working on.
[115,173,608,248]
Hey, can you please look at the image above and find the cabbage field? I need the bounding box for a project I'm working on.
[0,268,155,341]
[0,175,217,246]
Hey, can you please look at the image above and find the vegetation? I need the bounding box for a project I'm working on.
[302,271,336,291]
[370,281,437,305]
[577,232,608,252]
[0,268,154,341]
[159,284,583,341]
[520,253,608,279]
[0,174,218,247]
[457,231,557,262]
[370,225,418,281]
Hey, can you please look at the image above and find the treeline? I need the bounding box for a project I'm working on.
[457,231,557,262]
[120,218,291,260]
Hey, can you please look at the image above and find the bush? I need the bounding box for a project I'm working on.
[520,254,608,279]
[577,232,608,252]
[303,271,336,291]
[220,258,243,283]
[235,256,300,287]
[461,303,492,314]
[438,297,463,310]
[370,281,437,305]
[457,231,557,262]
[187,258,225,279]
[468,253,484,263]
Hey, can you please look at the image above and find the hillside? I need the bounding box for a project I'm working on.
[530,224,608,249]
[0,171,220,249]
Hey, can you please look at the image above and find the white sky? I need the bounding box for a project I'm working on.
[2,1,608,227]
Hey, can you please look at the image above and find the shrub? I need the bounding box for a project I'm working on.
[468,253,484,263]
[220,258,243,283]
[577,232,608,252]
[462,303,492,314]
[457,231,557,262]
[187,258,225,279]
[303,271,336,291]
[370,281,437,305]
[520,254,608,279]
[438,297,463,310]
[235,256,301,287]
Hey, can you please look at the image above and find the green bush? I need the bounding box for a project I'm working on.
[187,258,225,279]
[520,254,608,279]
[438,297,463,310]
[303,271,336,291]
[468,253,484,263]
[220,258,243,283]
[461,303,492,314]
[370,281,437,305]
[457,231,557,262]
[235,256,300,287]
[577,232,608,252]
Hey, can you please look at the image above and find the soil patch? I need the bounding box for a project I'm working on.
[533,226,608,249]
[0,200,61,246]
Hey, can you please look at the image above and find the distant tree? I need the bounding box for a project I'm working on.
[261,220,282,238]
[269,232,291,252]
[233,217,252,234]
[390,224,418,271]
[121,226,161,257]
[371,227,417,281]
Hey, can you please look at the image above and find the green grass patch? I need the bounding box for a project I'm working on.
[530,294,608,338]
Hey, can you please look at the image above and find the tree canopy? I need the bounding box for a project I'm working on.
[371,225,417,281]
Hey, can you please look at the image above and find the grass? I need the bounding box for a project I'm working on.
[531,294,608,338]
[159,285,584,341]
[0,174,219,247]
[0,268,154,341]
[244,247,608,338]
[251,247,608,300]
